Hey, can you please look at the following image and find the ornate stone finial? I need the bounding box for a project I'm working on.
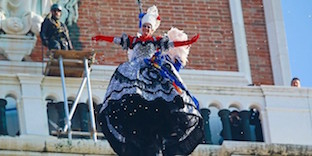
[0,0,52,35]
[0,0,52,61]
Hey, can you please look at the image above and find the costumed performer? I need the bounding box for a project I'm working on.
[92,5,204,156]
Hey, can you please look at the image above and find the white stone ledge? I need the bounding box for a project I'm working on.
[220,141,312,155]
[0,61,43,75]
[0,61,251,87]
[1,136,312,156]
[91,65,252,87]
[0,135,115,155]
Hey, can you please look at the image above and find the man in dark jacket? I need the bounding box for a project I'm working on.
[40,4,73,50]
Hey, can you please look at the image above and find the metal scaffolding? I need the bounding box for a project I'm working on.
[44,50,97,142]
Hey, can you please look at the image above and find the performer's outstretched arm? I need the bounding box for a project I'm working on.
[173,34,199,47]
[91,35,115,42]
[92,33,131,50]
[159,34,199,52]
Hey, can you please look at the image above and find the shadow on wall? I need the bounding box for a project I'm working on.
[65,0,82,50]
[67,23,83,50]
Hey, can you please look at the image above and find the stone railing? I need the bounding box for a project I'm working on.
[0,61,311,147]
[1,136,312,156]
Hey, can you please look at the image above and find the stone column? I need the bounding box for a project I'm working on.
[17,74,49,136]
[200,108,212,144]
[239,110,251,141]
[218,109,232,140]
[0,99,8,135]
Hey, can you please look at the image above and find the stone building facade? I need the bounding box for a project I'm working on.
[30,0,278,85]
[0,0,311,155]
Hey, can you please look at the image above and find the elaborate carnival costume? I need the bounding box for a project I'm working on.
[93,6,204,156]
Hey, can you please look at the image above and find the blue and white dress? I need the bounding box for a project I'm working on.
[98,34,204,155]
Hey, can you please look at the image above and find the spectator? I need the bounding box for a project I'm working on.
[40,3,73,50]
[291,77,301,87]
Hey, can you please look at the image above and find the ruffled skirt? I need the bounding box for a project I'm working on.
[98,58,204,156]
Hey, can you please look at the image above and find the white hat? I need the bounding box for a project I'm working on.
[141,5,161,31]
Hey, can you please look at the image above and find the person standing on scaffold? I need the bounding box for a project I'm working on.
[93,5,204,156]
[40,3,73,50]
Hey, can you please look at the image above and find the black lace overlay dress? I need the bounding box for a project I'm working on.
[98,36,204,156]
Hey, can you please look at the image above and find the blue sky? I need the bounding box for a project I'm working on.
[282,0,312,87]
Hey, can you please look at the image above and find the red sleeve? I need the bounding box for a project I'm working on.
[128,35,134,48]
[156,36,162,41]
[173,34,200,47]
[91,35,115,42]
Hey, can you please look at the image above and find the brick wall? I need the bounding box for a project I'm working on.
[30,0,273,85]
[241,0,273,85]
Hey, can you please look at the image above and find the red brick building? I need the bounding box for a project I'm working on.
[30,0,291,86]
[3,1,312,155]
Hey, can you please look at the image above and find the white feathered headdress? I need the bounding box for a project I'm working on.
[166,27,190,66]
[141,5,161,31]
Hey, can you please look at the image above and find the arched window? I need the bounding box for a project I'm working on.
[46,96,104,139]
[5,96,19,136]
[46,97,59,134]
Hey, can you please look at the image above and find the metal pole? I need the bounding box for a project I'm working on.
[59,56,72,140]
[137,0,144,32]
[137,0,143,14]
[63,76,87,132]
[84,58,97,142]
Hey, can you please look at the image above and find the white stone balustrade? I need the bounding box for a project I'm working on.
[0,60,312,146]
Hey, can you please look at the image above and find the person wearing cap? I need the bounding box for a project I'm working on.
[93,5,203,156]
[40,3,73,50]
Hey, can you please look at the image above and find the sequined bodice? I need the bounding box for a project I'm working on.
[131,41,157,61]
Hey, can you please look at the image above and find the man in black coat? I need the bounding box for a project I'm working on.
[40,4,73,50]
